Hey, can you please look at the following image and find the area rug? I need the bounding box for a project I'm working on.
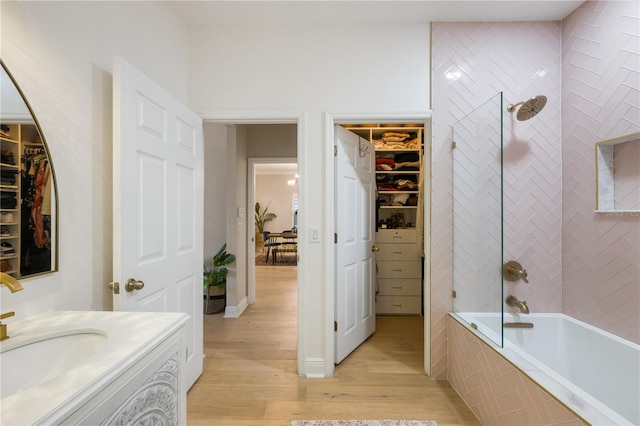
[255,254,297,266]
[291,421,437,426]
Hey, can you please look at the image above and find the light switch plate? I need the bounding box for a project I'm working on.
[310,226,320,243]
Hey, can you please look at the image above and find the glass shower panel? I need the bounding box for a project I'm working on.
[452,92,503,347]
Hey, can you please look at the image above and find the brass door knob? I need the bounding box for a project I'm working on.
[108,281,120,294]
[372,245,380,252]
[125,278,145,292]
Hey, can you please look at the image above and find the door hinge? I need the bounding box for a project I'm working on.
[334,233,337,244]
[334,321,338,332]
[334,145,337,157]
[452,290,457,298]
[451,141,457,150]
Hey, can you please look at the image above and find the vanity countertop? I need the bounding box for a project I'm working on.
[0,310,188,425]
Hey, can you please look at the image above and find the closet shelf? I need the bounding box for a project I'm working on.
[379,191,418,194]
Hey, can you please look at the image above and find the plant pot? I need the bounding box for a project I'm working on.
[203,284,226,314]
[256,232,265,253]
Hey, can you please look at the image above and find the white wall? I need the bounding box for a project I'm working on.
[248,124,298,235]
[223,125,248,313]
[188,22,431,375]
[246,124,297,158]
[0,2,188,318]
[256,174,298,234]
[203,122,229,265]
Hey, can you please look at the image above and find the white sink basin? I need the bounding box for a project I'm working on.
[0,311,188,425]
[0,331,107,398]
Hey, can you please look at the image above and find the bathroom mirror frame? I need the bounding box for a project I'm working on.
[595,131,640,214]
[1,58,59,278]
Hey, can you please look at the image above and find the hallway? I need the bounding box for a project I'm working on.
[186,265,480,425]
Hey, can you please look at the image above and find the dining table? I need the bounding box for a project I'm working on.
[265,232,297,264]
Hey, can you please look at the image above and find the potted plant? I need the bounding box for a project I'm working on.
[255,201,277,248]
[203,243,235,314]
[255,201,277,234]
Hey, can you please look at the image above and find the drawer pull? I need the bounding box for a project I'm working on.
[393,251,403,254]
[393,269,403,272]
[393,304,403,307]
[392,286,403,289]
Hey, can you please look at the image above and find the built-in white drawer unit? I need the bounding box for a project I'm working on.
[377,278,421,296]
[375,228,422,315]
[376,243,420,261]
[375,228,417,244]
[377,261,422,279]
[376,296,422,315]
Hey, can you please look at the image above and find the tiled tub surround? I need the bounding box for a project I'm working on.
[448,313,640,425]
[431,20,563,378]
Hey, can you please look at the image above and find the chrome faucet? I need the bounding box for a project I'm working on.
[506,295,529,314]
[1,272,23,341]
[504,261,529,283]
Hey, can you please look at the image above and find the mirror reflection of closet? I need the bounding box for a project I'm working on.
[0,60,58,279]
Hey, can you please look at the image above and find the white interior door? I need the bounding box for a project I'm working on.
[112,57,203,389]
[334,125,376,364]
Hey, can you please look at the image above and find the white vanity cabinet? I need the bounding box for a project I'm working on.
[60,329,185,425]
[0,311,188,426]
[375,228,422,315]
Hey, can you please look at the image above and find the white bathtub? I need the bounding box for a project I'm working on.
[453,312,640,426]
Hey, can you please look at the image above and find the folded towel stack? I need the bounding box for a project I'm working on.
[373,131,420,150]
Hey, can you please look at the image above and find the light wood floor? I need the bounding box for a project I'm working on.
[187,265,480,426]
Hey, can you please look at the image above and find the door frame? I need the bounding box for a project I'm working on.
[199,109,431,378]
[200,110,307,375]
[324,112,432,377]
[247,156,297,305]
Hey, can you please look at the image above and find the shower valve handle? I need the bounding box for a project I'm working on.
[504,261,529,283]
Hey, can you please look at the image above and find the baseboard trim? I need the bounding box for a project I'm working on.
[304,357,326,378]
[223,297,249,318]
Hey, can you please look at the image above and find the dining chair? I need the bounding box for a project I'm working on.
[262,231,281,263]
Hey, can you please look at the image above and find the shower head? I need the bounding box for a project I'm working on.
[507,95,547,121]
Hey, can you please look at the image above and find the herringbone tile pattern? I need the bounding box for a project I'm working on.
[447,316,585,426]
[432,21,562,378]
[562,0,640,344]
[452,94,503,316]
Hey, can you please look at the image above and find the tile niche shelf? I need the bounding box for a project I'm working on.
[595,131,640,214]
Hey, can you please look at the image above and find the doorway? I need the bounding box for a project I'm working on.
[248,157,298,304]
[202,119,301,326]
[201,110,430,378]
[326,113,432,377]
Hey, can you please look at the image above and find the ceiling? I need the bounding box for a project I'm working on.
[255,163,298,175]
[169,0,585,27]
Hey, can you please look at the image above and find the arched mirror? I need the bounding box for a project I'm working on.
[1,60,57,278]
